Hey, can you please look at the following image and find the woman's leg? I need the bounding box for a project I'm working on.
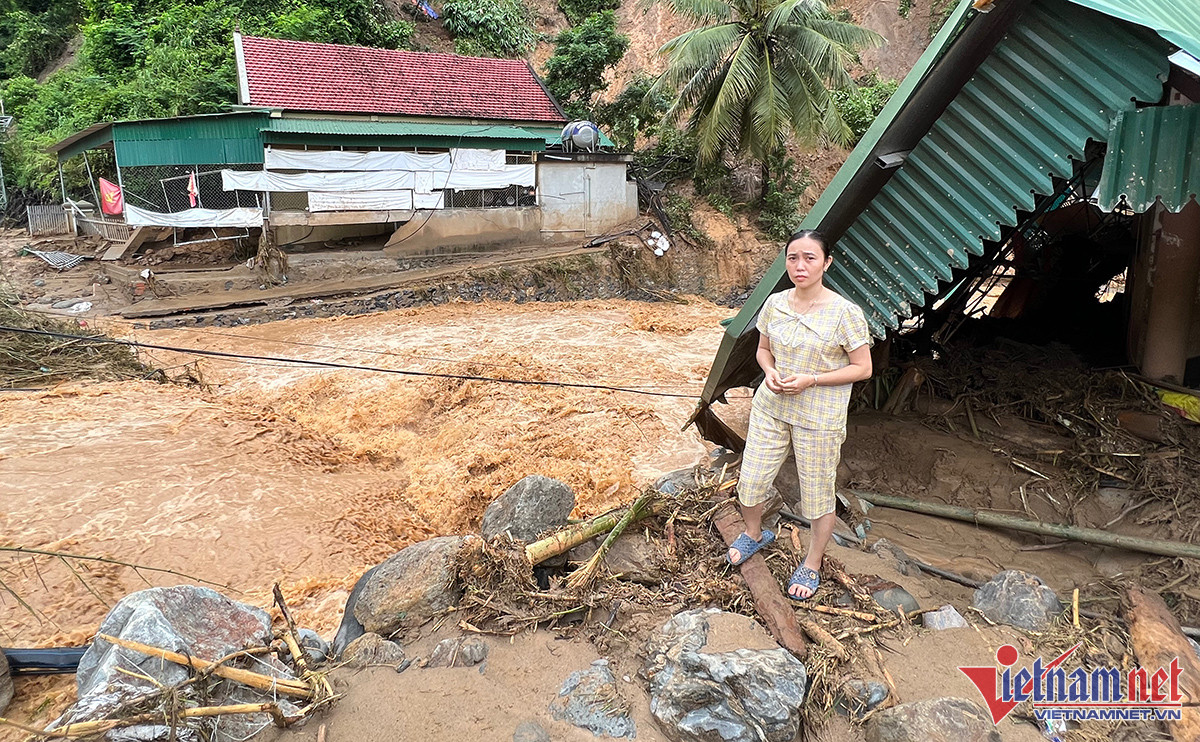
[731,406,790,563]
[788,428,845,599]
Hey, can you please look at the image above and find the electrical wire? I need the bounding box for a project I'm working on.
[1,325,705,399]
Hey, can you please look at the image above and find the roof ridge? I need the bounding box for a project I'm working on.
[239,35,530,67]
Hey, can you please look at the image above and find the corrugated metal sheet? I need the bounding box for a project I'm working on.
[818,0,1167,336]
[1097,103,1200,212]
[113,113,268,167]
[1065,0,1200,58]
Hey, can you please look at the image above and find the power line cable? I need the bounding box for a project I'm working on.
[1,325,704,399]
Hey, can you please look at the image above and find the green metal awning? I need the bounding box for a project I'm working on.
[1097,104,1200,213]
[1065,0,1200,58]
[261,119,548,151]
[699,0,1174,412]
[52,112,269,165]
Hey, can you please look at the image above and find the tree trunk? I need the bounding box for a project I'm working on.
[1125,588,1200,741]
[760,159,770,201]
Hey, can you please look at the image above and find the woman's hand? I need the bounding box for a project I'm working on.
[777,373,818,395]
[763,368,785,393]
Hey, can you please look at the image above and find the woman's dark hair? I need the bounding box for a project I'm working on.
[786,229,833,259]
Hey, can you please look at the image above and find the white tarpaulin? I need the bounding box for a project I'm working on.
[264,148,452,172]
[451,149,506,171]
[126,204,263,228]
[308,190,446,212]
[222,169,416,192]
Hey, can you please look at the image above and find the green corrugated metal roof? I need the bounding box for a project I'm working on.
[261,119,548,150]
[1097,104,1200,212]
[114,113,267,166]
[699,0,1173,410]
[1065,0,1200,58]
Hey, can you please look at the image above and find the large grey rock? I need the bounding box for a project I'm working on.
[354,536,466,636]
[973,570,1064,631]
[923,605,969,631]
[53,586,295,741]
[549,659,636,738]
[0,649,11,715]
[865,697,1000,742]
[568,534,665,584]
[643,608,807,742]
[427,637,488,668]
[333,565,378,657]
[481,475,575,542]
[872,586,920,615]
[514,720,552,742]
[342,632,406,669]
[297,628,330,666]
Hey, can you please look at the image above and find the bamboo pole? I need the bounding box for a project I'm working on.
[566,493,656,588]
[525,500,663,565]
[97,634,312,699]
[49,703,280,738]
[851,490,1200,560]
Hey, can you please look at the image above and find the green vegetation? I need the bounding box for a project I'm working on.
[544,11,628,119]
[898,0,912,19]
[442,0,534,57]
[651,0,881,167]
[592,75,670,150]
[831,74,898,145]
[757,151,809,240]
[556,0,617,25]
[0,0,413,201]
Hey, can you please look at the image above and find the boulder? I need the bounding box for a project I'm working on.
[872,586,920,616]
[644,608,807,742]
[865,697,1000,742]
[923,605,969,631]
[549,659,636,738]
[297,628,330,666]
[342,633,406,669]
[481,475,575,542]
[53,586,296,740]
[972,570,1064,631]
[353,536,466,637]
[836,679,890,720]
[0,649,11,715]
[427,637,489,668]
[513,720,552,742]
[332,565,378,657]
[567,534,664,584]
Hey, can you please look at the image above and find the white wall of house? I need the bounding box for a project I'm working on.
[538,159,637,235]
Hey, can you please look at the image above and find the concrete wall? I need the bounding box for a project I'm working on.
[386,207,545,255]
[539,160,638,236]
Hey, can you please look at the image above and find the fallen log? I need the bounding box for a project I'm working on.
[1125,588,1200,741]
[712,501,807,659]
[97,634,313,699]
[851,490,1200,560]
[525,498,663,565]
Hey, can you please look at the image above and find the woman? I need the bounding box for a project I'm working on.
[725,230,872,600]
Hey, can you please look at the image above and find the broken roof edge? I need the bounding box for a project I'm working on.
[698,0,1013,403]
[1063,0,1200,59]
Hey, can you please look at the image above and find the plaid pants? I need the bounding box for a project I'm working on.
[737,404,845,519]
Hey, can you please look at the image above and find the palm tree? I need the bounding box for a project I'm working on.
[652,0,881,182]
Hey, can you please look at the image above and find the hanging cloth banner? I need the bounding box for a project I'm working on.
[126,204,264,228]
[451,149,506,171]
[264,148,453,172]
[307,190,447,212]
[98,178,124,215]
[186,172,200,207]
[222,169,416,193]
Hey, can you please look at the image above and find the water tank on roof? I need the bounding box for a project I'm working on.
[561,121,601,152]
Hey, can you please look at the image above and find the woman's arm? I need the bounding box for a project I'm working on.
[778,343,872,393]
[756,333,785,393]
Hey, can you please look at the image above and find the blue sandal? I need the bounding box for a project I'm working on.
[788,565,821,601]
[727,529,775,566]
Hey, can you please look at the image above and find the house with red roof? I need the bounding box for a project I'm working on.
[50,35,636,254]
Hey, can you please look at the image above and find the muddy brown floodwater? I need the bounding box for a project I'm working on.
[0,298,732,726]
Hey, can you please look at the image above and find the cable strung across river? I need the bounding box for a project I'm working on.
[0,325,704,399]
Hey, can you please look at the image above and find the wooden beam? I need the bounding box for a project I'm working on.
[1125,588,1200,741]
[712,502,807,659]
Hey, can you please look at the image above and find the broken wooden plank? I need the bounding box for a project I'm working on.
[852,490,1200,560]
[1126,588,1200,741]
[712,501,807,659]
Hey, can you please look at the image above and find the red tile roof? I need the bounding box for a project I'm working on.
[238,36,566,123]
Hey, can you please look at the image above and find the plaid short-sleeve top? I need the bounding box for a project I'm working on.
[752,289,871,431]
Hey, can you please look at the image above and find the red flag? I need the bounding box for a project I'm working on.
[98,178,123,215]
[187,172,200,207]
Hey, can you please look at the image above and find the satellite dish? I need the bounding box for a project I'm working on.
[561,121,601,152]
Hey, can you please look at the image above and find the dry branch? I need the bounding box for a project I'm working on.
[48,703,286,738]
[97,634,313,699]
[797,618,848,660]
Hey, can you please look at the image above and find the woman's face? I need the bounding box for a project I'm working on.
[785,237,832,290]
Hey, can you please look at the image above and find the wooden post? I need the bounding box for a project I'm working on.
[712,502,807,659]
[1126,588,1200,741]
[1141,200,1200,382]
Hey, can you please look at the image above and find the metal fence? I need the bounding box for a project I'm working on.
[26,204,70,236]
[446,185,535,209]
[77,217,135,242]
[118,164,263,213]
